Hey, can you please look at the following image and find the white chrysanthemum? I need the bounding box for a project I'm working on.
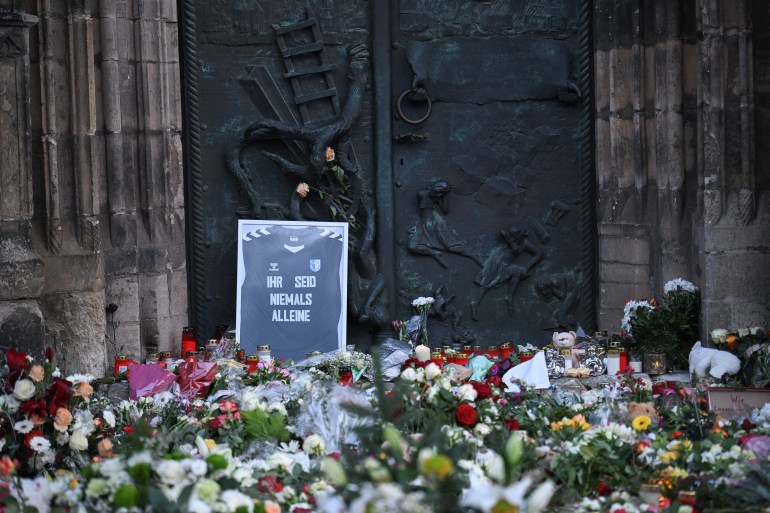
[663,278,698,294]
[29,436,51,453]
[14,419,34,434]
[65,373,95,384]
[0,395,21,413]
[72,410,96,436]
[621,300,654,333]
[411,296,435,307]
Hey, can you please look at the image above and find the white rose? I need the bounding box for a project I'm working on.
[69,431,88,451]
[710,329,728,344]
[456,384,478,402]
[302,434,326,456]
[474,423,491,437]
[13,379,36,401]
[400,367,417,382]
[267,402,287,417]
[157,459,186,485]
[424,363,441,380]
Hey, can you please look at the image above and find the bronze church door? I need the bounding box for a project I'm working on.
[181,0,594,347]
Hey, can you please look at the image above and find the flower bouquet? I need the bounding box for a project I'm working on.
[622,278,700,369]
[711,326,770,387]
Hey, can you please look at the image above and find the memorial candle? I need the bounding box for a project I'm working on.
[415,344,431,362]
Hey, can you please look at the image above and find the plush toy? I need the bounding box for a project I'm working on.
[688,341,741,379]
[628,400,659,422]
[552,331,577,350]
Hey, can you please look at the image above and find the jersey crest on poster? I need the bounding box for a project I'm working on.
[310,259,321,272]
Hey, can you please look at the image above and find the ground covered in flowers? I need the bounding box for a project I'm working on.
[2,347,770,513]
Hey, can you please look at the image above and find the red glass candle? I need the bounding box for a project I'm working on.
[114,355,129,376]
[518,351,534,362]
[487,345,499,359]
[181,326,197,357]
[619,349,628,372]
[338,365,354,386]
[461,345,473,356]
[473,345,483,356]
[431,351,444,367]
[454,354,469,366]
[246,355,259,374]
[185,351,200,363]
[499,342,513,359]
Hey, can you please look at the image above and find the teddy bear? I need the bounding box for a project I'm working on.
[688,341,741,379]
[628,400,659,422]
[552,331,576,350]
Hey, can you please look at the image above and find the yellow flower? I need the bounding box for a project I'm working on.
[661,466,688,480]
[660,451,679,464]
[420,454,454,480]
[550,421,561,432]
[632,415,652,431]
[491,499,520,513]
[204,439,216,451]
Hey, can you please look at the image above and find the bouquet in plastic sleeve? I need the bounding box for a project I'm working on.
[177,361,218,401]
[128,364,177,400]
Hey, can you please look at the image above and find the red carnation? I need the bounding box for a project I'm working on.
[470,382,492,400]
[455,403,478,427]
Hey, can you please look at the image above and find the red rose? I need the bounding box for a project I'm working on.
[742,418,756,432]
[123,425,135,435]
[455,403,478,427]
[470,382,492,400]
[595,481,612,496]
[504,418,520,431]
[486,375,503,388]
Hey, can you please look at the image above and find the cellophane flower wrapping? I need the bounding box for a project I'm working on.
[176,361,218,401]
[293,380,373,453]
[376,338,413,380]
[128,364,177,400]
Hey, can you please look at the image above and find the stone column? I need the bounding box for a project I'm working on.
[0,9,46,355]
[694,0,769,331]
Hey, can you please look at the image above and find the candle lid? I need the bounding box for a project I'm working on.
[488,345,498,350]
[116,355,128,360]
[246,355,259,361]
[257,344,271,351]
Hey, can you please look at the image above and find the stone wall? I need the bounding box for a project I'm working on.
[594,0,770,334]
[2,0,768,372]
[0,0,186,375]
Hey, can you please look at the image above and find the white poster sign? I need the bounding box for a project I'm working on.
[236,220,348,362]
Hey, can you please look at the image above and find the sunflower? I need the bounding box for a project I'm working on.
[632,414,652,431]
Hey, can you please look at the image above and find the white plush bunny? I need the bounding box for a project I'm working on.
[688,341,741,379]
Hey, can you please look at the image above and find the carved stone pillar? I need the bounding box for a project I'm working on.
[694,0,769,331]
[0,9,46,355]
[595,0,768,334]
